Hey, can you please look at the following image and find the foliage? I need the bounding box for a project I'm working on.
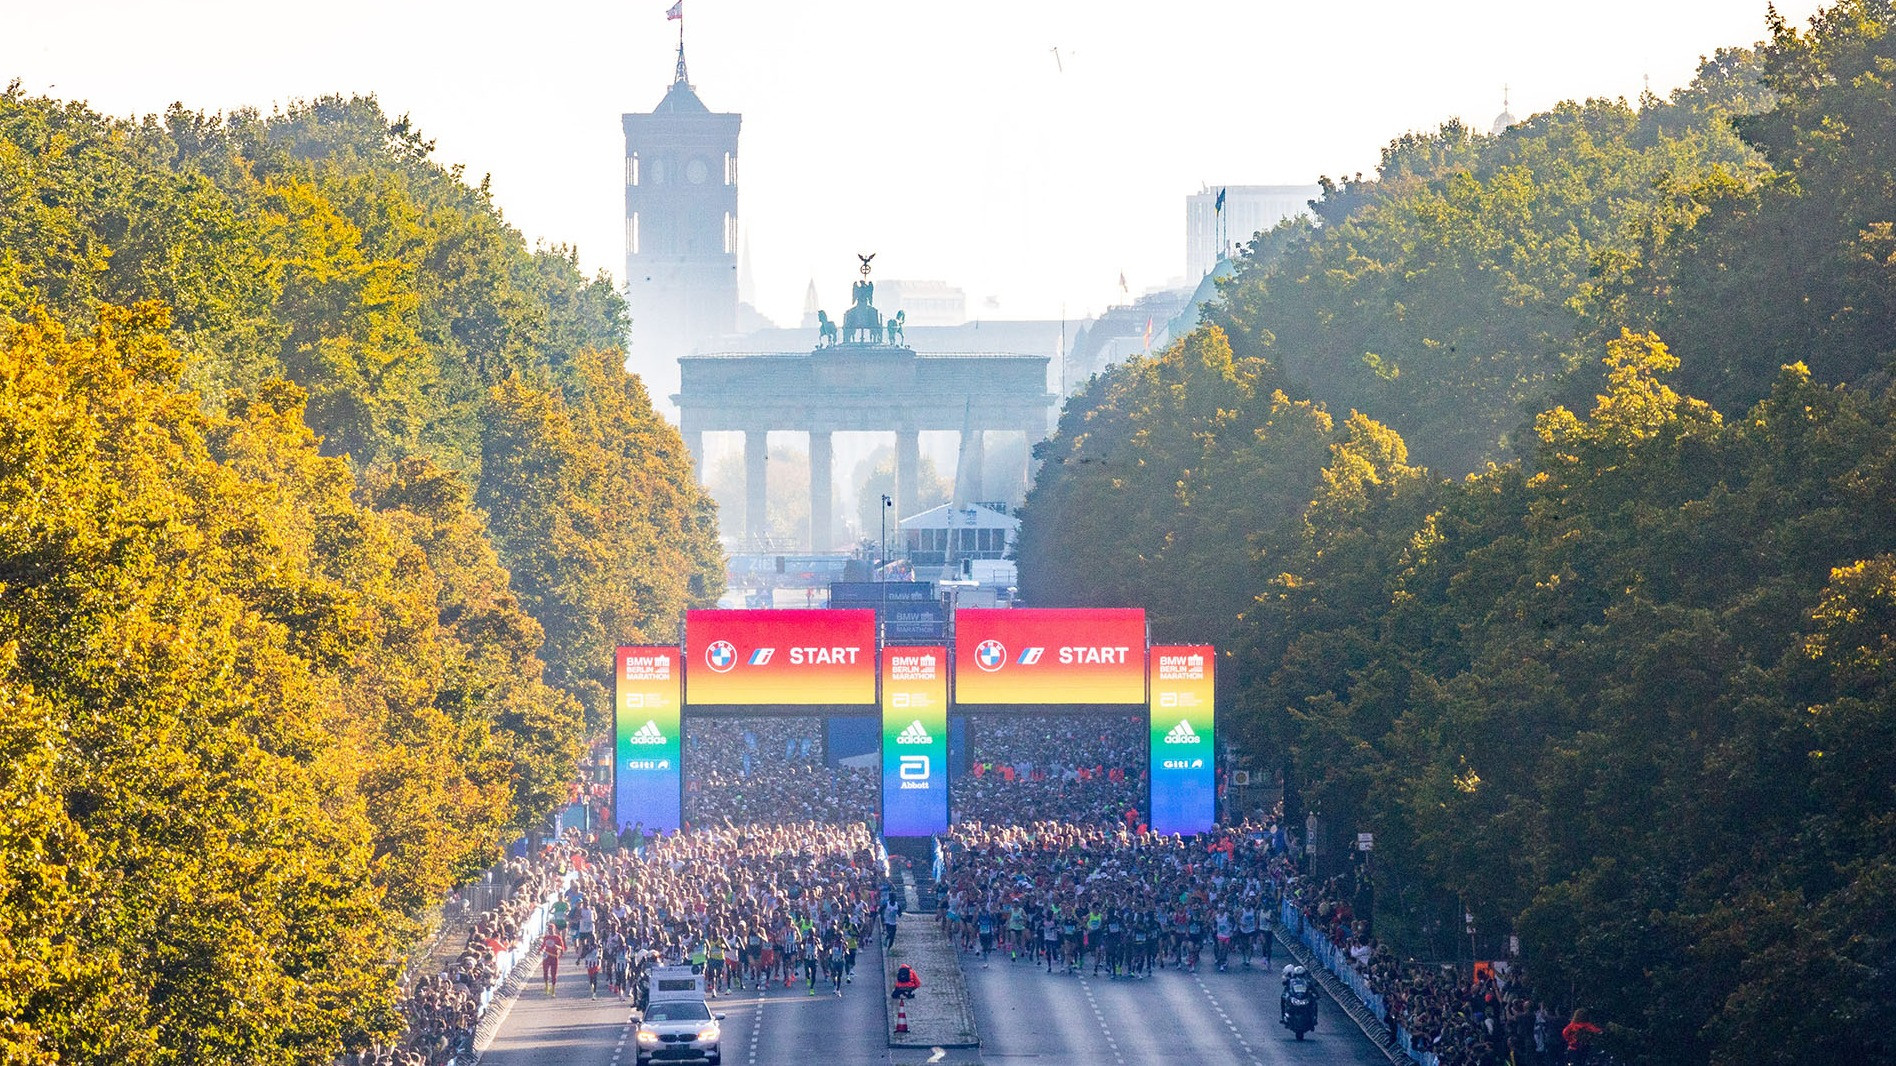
[0,86,722,1061]
[1018,5,1896,1060]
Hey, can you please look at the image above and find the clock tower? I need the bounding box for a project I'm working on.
[623,39,740,411]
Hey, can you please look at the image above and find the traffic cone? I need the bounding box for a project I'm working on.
[894,998,909,1034]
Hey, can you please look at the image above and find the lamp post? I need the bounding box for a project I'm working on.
[879,494,893,581]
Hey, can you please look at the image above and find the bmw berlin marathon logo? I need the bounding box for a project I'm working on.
[896,720,932,744]
[705,640,736,672]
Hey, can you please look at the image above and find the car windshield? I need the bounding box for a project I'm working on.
[644,1002,711,1023]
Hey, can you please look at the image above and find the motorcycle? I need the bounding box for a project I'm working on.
[1280,975,1318,1040]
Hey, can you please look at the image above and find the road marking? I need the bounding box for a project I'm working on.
[1191,974,1262,1066]
[927,1049,946,1063]
[1077,974,1125,1065]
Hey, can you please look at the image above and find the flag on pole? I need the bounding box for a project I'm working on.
[1118,271,1128,294]
[1143,316,1153,352]
[666,1,682,18]
[1215,187,1226,212]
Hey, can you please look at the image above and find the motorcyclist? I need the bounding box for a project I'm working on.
[1280,965,1313,1025]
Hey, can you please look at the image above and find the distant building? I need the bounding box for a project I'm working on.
[899,502,1018,566]
[871,280,966,327]
[1490,87,1518,135]
[1185,185,1321,281]
[623,42,740,411]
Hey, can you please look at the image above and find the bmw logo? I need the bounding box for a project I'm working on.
[706,640,737,673]
[975,639,1007,672]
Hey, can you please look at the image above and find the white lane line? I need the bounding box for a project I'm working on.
[1077,974,1126,1066]
[927,1049,946,1064]
[1192,973,1262,1066]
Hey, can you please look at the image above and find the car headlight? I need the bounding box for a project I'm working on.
[697,1024,720,1041]
[636,1029,660,1045]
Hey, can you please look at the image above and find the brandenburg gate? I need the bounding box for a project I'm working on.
[674,259,1055,550]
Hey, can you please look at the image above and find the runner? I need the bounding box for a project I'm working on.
[541,926,566,995]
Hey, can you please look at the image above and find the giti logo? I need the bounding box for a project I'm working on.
[629,719,669,745]
[1016,647,1045,666]
[975,639,1007,672]
[1163,719,1201,745]
[896,720,932,744]
[748,648,776,666]
[705,641,736,673]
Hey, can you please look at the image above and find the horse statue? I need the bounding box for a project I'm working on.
[817,310,838,348]
[887,309,906,346]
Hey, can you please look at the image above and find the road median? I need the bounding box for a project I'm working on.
[881,910,979,1049]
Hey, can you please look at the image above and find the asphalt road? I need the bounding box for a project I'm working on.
[479,939,957,1066]
[480,934,1390,1066]
[962,942,1391,1066]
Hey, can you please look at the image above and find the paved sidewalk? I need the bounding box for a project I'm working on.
[882,910,980,1049]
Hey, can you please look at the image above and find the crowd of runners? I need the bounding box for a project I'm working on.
[953,715,1147,827]
[537,820,890,1002]
[934,819,1285,979]
[682,717,878,827]
[365,711,1603,1066]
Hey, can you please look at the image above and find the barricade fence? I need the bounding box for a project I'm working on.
[1280,899,1436,1066]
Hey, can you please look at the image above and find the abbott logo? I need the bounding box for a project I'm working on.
[748,648,776,666]
[1017,647,1045,666]
[628,720,668,745]
[896,720,932,744]
[975,640,1007,672]
[898,755,930,781]
[1163,719,1201,745]
[705,641,736,672]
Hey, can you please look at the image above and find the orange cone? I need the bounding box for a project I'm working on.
[895,999,909,1034]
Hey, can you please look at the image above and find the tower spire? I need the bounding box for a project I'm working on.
[669,1,689,85]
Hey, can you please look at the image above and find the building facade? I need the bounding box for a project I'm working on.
[1185,184,1321,281]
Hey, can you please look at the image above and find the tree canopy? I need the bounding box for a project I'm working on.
[0,88,719,1062]
[1017,4,1896,1061]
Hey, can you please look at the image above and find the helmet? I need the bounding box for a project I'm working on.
[1293,965,1307,977]
[1283,964,1296,979]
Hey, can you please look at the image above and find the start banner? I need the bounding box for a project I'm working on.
[1149,644,1216,835]
[880,646,949,837]
[614,646,682,834]
[952,608,1147,705]
[684,609,877,706]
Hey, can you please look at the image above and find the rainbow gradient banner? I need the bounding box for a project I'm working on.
[615,646,681,834]
[684,609,877,706]
[952,608,1147,705]
[881,646,949,837]
[1149,644,1216,835]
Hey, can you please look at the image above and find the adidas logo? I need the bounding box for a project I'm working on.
[896,720,932,744]
[1162,719,1200,744]
[629,719,668,745]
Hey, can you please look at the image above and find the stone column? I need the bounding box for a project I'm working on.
[960,429,985,504]
[744,429,769,548]
[895,428,921,530]
[1016,422,1041,499]
[684,430,705,484]
[808,430,833,552]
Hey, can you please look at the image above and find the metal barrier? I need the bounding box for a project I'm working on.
[1280,899,1435,1066]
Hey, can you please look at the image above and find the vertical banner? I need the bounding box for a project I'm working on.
[881,646,949,837]
[615,646,682,835]
[1149,644,1216,835]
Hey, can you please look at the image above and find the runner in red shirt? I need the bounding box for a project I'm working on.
[542,928,566,995]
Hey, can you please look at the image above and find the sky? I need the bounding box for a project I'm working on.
[5,0,1826,327]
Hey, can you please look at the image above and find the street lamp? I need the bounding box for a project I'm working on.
[879,494,893,582]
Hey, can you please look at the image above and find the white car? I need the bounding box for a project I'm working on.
[634,997,723,1065]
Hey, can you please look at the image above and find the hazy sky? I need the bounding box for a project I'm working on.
[7,1,1824,325]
